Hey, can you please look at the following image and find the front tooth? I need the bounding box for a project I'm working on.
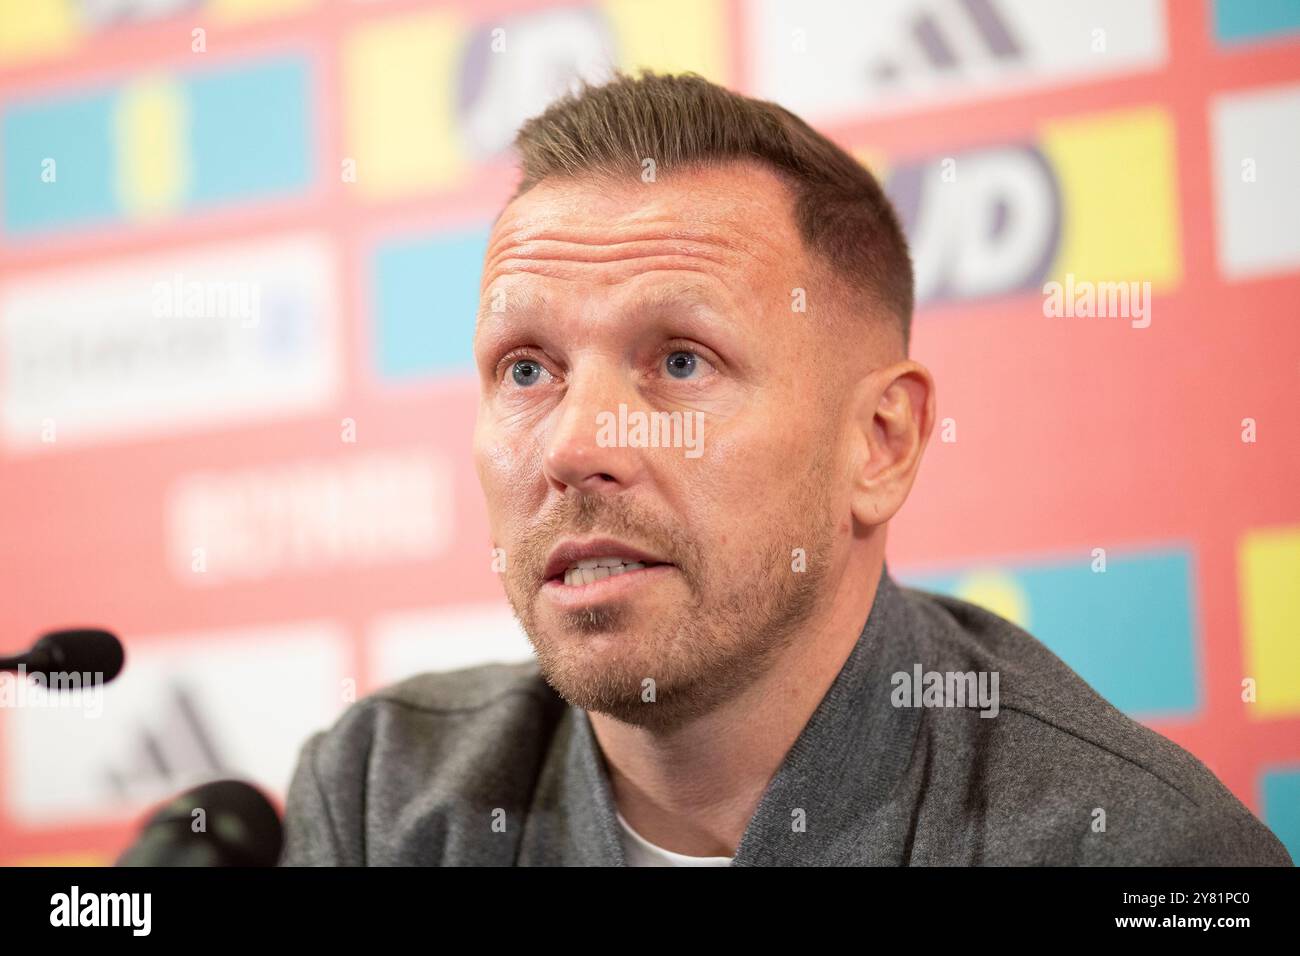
[563,561,652,584]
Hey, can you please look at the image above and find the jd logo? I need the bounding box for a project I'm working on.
[887,144,1062,305]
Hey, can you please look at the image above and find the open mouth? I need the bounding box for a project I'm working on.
[538,543,677,609]
[554,557,670,587]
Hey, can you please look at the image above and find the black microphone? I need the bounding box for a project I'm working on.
[117,779,284,867]
[0,628,125,685]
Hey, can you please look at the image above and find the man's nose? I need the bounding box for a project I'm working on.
[542,366,644,495]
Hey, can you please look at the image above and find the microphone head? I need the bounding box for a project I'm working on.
[30,628,125,684]
[118,779,284,867]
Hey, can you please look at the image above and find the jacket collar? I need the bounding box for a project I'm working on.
[517,565,922,866]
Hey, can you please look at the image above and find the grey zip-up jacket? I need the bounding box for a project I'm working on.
[278,569,1293,866]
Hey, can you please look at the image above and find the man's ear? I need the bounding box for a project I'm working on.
[848,360,936,528]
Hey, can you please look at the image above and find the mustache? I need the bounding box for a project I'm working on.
[511,495,697,583]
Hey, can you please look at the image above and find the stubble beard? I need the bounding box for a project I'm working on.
[499,471,836,733]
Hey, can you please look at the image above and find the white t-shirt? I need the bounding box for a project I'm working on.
[616,810,733,867]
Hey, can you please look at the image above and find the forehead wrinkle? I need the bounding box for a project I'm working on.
[486,220,755,253]
[481,240,745,287]
[482,253,744,291]
[482,218,795,287]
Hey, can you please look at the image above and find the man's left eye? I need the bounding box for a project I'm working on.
[664,350,701,379]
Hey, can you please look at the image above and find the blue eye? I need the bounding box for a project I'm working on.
[511,359,543,386]
[665,351,698,379]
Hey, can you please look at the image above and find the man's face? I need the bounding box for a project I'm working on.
[473,162,851,729]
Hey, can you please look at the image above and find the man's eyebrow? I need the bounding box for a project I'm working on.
[476,280,732,327]
[477,285,550,325]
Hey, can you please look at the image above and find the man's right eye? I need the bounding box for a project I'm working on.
[510,359,546,387]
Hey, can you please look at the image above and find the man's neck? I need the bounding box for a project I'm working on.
[588,550,884,858]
